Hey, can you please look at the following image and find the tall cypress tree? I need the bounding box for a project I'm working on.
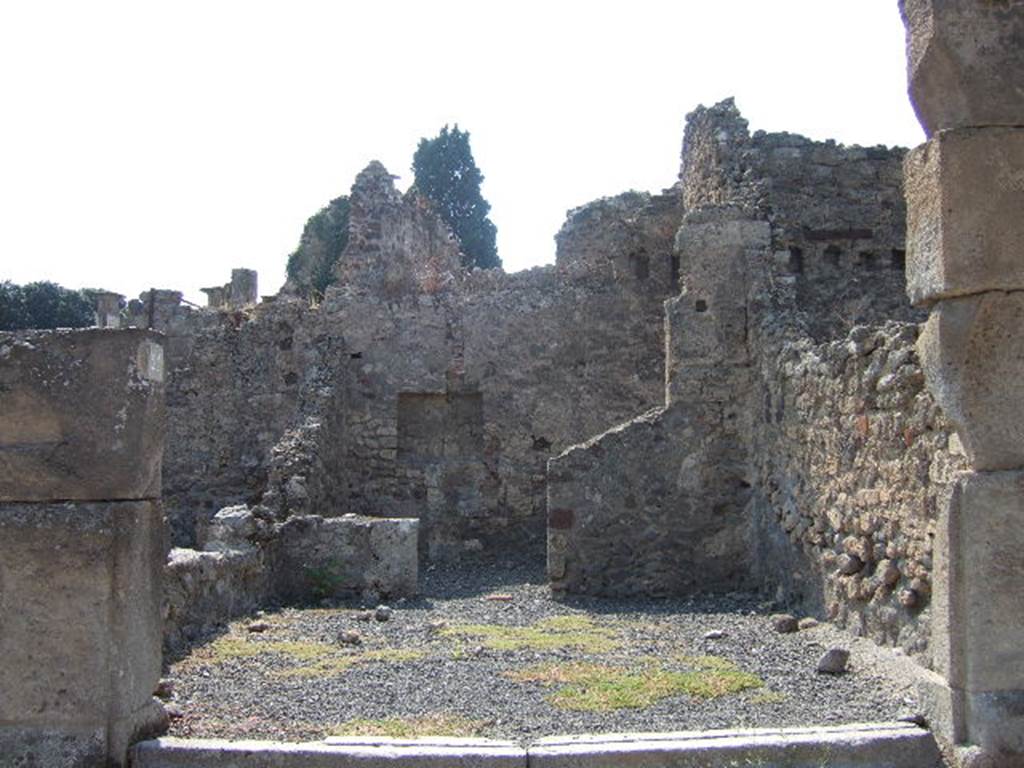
[412,125,500,270]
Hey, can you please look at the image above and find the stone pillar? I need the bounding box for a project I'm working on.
[200,285,226,309]
[0,329,167,767]
[92,291,124,328]
[228,268,258,308]
[901,2,1024,764]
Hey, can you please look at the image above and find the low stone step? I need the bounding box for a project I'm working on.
[528,722,943,767]
[131,736,527,767]
[132,723,942,768]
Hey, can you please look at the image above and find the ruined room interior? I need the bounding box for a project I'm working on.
[2,2,1023,766]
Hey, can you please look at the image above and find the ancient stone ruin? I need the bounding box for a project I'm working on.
[1,2,1022,766]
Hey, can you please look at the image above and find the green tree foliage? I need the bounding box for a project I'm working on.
[412,125,500,270]
[0,280,94,331]
[285,196,351,300]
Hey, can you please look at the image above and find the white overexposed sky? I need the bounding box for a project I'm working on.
[0,1,924,304]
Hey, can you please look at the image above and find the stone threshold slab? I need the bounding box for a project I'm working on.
[530,722,942,767]
[133,722,941,767]
[132,736,526,766]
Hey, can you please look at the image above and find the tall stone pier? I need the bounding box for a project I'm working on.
[0,329,167,766]
[901,1,1024,764]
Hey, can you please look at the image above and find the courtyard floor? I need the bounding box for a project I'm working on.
[165,560,920,743]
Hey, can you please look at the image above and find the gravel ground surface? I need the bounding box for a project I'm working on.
[166,559,922,744]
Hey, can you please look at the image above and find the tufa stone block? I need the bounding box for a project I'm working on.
[917,293,1024,471]
[271,514,418,603]
[905,127,1024,306]
[0,328,165,502]
[669,210,769,368]
[932,471,1024,695]
[0,501,166,763]
[901,0,1024,136]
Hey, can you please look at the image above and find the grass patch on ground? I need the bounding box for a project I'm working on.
[200,638,332,664]
[748,689,787,704]
[330,713,487,739]
[441,615,618,653]
[196,636,424,678]
[508,656,763,712]
[278,648,425,678]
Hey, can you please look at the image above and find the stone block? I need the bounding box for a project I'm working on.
[932,471,1024,693]
[132,736,527,767]
[917,672,1024,759]
[529,723,941,767]
[901,0,1024,136]
[271,514,418,603]
[905,128,1024,305]
[0,725,108,768]
[918,293,1024,470]
[164,546,269,659]
[0,500,165,762]
[0,329,165,502]
[669,211,770,367]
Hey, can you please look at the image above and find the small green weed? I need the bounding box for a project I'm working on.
[304,560,346,601]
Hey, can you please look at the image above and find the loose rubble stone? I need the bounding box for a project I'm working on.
[772,614,799,634]
[374,605,393,622]
[337,630,362,647]
[155,679,175,701]
[817,647,851,675]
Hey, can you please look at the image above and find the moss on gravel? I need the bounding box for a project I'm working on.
[195,635,424,678]
[441,615,618,653]
[330,713,487,738]
[509,656,764,712]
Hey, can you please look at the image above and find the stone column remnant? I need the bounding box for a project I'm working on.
[901,1,1024,763]
[92,290,125,328]
[0,329,167,767]
[228,268,258,308]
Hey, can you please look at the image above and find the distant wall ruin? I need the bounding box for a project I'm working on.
[120,95,959,672]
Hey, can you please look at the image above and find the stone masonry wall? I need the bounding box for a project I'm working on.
[682,99,921,342]
[145,165,682,558]
[549,100,957,664]
[682,101,953,657]
[320,183,682,558]
[751,322,965,657]
[548,208,767,597]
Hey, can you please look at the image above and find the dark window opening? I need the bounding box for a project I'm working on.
[670,254,681,293]
[629,250,650,281]
[788,246,804,274]
[858,251,879,270]
[695,299,708,313]
[890,249,906,271]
